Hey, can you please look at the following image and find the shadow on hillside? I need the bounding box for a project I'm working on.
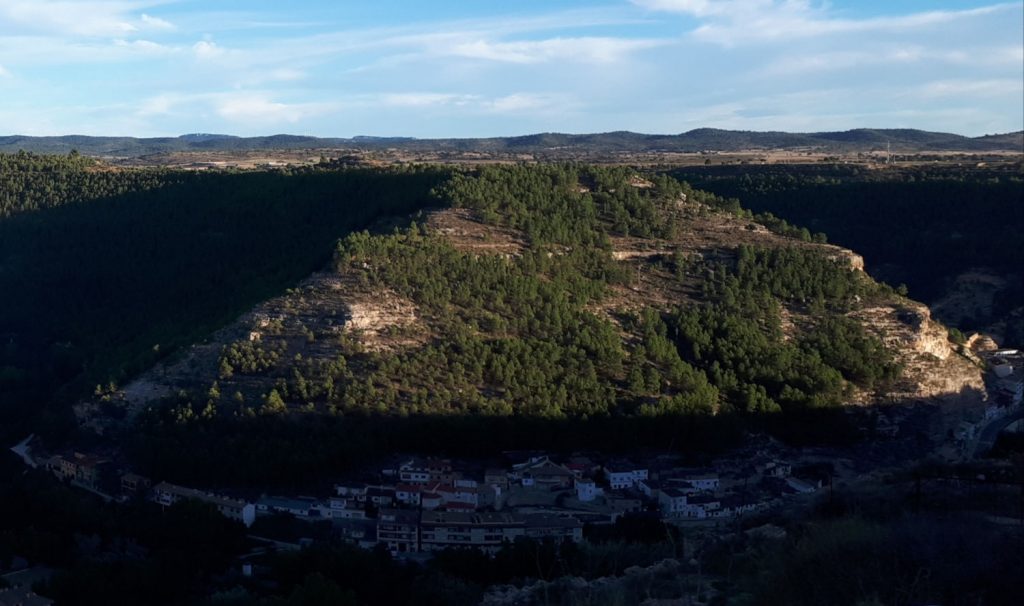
[123,384,989,491]
[0,168,446,443]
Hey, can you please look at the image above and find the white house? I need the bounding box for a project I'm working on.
[638,479,660,499]
[606,469,634,490]
[335,483,367,499]
[398,458,454,484]
[398,460,430,484]
[366,486,396,507]
[329,496,366,519]
[437,483,478,508]
[513,456,576,488]
[575,478,603,502]
[758,460,791,478]
[421,492,443,510]
[658,487,690,516]
[256,496,326,519]
[684,495,721,519]
[604,463,648,490]
[658,487,724,519]
[153,482,256,527]
[395,484,422,506]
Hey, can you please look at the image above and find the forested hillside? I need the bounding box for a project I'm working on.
[0,158,1001,605]
[103,164,966,488]
[667,164,1024,343]
[0,157,984,487]
[0,156,446,441]
[0,151,187,218]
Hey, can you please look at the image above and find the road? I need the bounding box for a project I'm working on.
[973,406,1024,458]
[9,434,37,468]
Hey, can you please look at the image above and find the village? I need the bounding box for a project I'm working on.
[21,443,827,557]
[7,349,1022,567]
[3,351,1022,605]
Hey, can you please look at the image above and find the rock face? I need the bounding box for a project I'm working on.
[102,273,426,422]
[967,333,999,353]
[852,302,985,401]
[425,208,525,256]
[600,201,977,406]
[342,290,421,351]
[825,247,865,271]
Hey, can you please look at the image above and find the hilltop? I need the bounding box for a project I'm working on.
[57,164,986,487]
[1,127,1020,158]
[111,173,981,418]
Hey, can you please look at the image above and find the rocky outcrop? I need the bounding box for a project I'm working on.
[823,246,865,271]
[851,302,985,401]
[611,248,678,261]
[967,333,999,353]
[425,208,525,256]
[342,290,422,351]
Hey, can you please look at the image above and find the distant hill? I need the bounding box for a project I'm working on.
[1,128,1020,157]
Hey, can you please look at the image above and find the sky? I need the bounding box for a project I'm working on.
[0,0,1021,138]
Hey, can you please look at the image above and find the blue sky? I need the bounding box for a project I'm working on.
[0,0,1021,137]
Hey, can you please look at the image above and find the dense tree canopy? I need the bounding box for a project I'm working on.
[0,162,446,442]
[0,151,190,218]
[668,163,1024,339]
[117,164,901,487]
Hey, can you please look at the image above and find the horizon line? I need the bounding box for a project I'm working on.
[3,127,1022,141]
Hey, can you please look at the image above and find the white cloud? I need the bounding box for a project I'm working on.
[215,96,297,122]
[113,38,176,54]
[136,93,185,116]
[214,94,336,125]
[631,0,759,17]
[0,1,175,38]
[379,93,478,108]
[192,40,225,60]
[0,64,10,77]
[135,91,339,125]
[645,80,1024,135]
[0,34,189,68]
[140,13,175,31]
[916,78,1023,99]
[761,44,1020,76]
[446,37,665,64]
[268,68,305,82]
[486,93,563,113]
[996,45,1024,66]
[633,0,1014,46]
[372,92,571,116]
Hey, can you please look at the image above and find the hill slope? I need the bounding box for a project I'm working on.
[70,165,985,485]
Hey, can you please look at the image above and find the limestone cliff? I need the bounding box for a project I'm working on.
[851,302,985,402]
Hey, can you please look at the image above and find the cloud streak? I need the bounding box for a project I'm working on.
[0,1,1019,137]
[0,0,177,38]
[634,0,1015,45]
